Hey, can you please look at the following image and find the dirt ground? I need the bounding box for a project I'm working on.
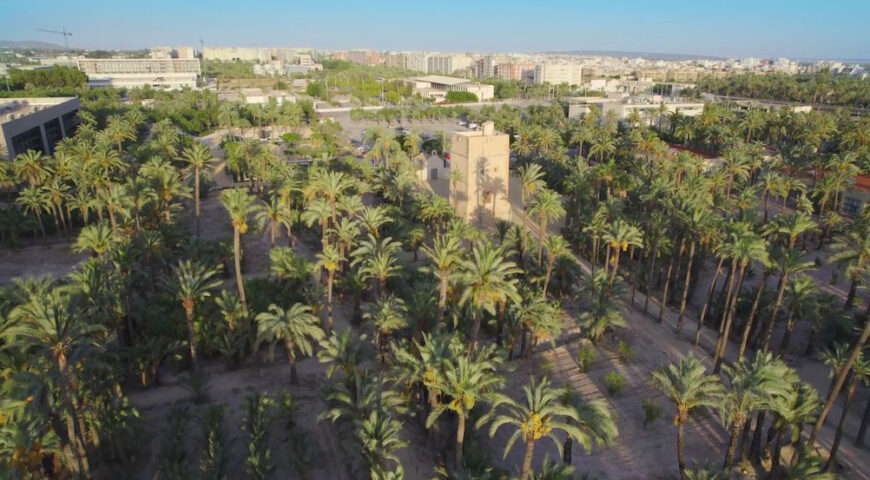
[0,241,88,285]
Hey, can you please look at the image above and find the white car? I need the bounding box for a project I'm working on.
[457,121,468,127]
[468,123,480,130]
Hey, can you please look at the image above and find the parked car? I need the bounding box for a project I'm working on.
[468,123,480,130]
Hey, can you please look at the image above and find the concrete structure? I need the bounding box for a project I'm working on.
[407,75,494,102]
[427,55,454,75]
[534,63,583,86]
[0,97,79,159]
[240,88,296,105]
[567,96,704,123]
[449,121,510,227]
[494,62,536,82]
[77,58,201,90]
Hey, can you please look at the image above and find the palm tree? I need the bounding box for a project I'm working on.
[7,288,103,475]
[73,222,117,259]
[163,260,222,370]
[12,150,50,187]
[302,198,332,248]
[315,245,343,332]
[357,205,392,239]
[527,189,566,266]
[720,353,790,468]
[713,228,769,372]
[178,142,216,237]
[651,353,724,480]
[458,241,521,351]
[828,225,870,309]
[778,275,818,354]
[479,377,606,480]
[542,235,570,297]
[420,234,463,322]
[425,348,504,467]
[767,382,820,472]
[255,195,292,247]
[754,249,814,356]
[364,295,408,363]
[601,220,643,284]
[823,354,869,472]
[255,303,324,384]
[558,386,617,466]
[517,163,545,208]
[220,188,257,316]
[16,186,48,239]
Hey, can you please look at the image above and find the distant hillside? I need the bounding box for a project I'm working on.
[541,50,725,61]
[0,40,65,50]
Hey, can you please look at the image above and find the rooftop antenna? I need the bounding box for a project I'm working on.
[36,28,73,54]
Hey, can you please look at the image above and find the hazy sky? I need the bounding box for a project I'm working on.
[6,0,870,59]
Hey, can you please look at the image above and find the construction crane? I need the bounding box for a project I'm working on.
[36,28,73,53]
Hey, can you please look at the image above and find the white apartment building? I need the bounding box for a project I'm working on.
[534,62,583,86]
[77,58,201,90]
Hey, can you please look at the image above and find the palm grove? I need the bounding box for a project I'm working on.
[0,80,869,479]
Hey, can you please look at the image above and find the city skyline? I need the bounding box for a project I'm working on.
[4,0,869,61]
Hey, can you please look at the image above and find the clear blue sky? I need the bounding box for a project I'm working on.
[6,0,870,60]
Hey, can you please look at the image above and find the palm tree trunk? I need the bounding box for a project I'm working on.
[825,377,857,472]
[856,393,870,446]
[658,252,676,323]
[233,227,248,316]
[759,273,788,352]
[645,249,658,314]
[325,272,334,332]
[543,259,554,297]
[521,439,536,480]
[184,305,198,370]
[738,272,769,359]
[455,413,466,468]
[194,165,201,238]
[714,261,745,373]
[677,420,687,480]
[563,437,573,465]
[845,276,858,310]
[723,419,743,468]
[469,309,482,353]
[438,276,448,323]
[676,240,696,333]
[778,310,797,355]
[810,314,870,446]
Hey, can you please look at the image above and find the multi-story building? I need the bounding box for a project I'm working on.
[494,62,536,82]
[449,121,511,227]
[202,47,270,62]
[1,97,80,159]
[346,49,380,66]
[77,58,201,90]
[427,55,453,75]
[567,95,704,123]
[534,62,583,86]
[406,52,429,73]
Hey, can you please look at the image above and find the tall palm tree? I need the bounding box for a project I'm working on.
[425,348,504,467]
[420,234,463,322]
[542,234,570,297]
[527,189,566,266]
[651,353,724,480]
[778,275,818,354]
[713,228,769,372]
[255,303,324,384]
[458,241,521,351]
[824,354,869,472]
[162,260,222,370]
[178,142,216,237]
[364,295,408,363]
[315,245,343,332]
[12,150,51,188]
[16,186,48,239]
[768,383,819,473]
[479,377,606,480]
[720,353,790,468]
[220,188,257,316]
[754,249,814,356]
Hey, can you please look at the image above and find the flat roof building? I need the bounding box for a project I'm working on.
[0,97,80,159]
[407,75,494,102]
[77,58,201,90]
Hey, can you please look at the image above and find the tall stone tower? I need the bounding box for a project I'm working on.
[448,121,511,227]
